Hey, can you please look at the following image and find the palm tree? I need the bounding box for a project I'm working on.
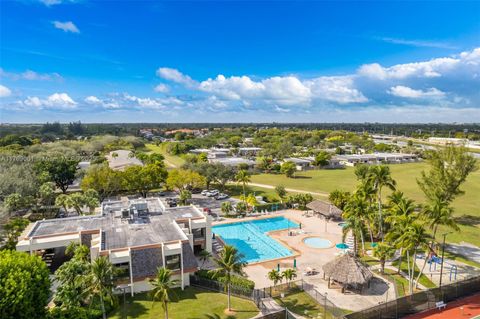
[341,215,365,256]
[281,268,297,287]
[221,201,233,216]
[344,193,371,251]
[396,222,429,294]
[66,242,90,262]
[385,194,417,275]
[373,242,395,274]
[86,256,117,319]
[150,267,178,319]
[369,165,396,241]
[199,250,212,268]
[267,269,283,287]
[235,170,250,203]
[210,245,246,311]
[422,198,459,244]
[416,198,459,288]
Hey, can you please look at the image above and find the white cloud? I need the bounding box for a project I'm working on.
[0,85,12,97]
[358,57,459,79]
[52,21,80,33]
[154,83,170,93]
[306,76,368,103]
[388,86,446,99]
[23,93,77,109]
[40,0,63,6]
[0,68,62,81]
[84,96,102,104]
[156,68,196,87]
[376,37,458,50]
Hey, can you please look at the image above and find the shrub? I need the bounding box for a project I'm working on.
[196,269,255,289]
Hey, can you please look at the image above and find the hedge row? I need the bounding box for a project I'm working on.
[195,269,255,289]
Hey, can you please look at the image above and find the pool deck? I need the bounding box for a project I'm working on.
[213,209,397,312]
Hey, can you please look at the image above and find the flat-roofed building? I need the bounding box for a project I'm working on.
[283,157,313,171]
[209,157,256,167]
[17,197,212,295]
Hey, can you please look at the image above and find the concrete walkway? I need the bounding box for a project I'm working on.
[446,242,480,264]
[247,182,330,197]
[252,297,285,318]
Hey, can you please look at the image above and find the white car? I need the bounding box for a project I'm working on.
[201,190,210,196]
[206,190,219,197]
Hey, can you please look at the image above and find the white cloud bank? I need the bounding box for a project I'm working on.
[156,47,480,110]
[0,85,12,97]
[52,21,80,33]
[23,93,77,109]
[0,68,63,81]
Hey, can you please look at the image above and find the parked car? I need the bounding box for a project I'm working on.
[201,190,210,196]
[191,188,201,194]
[214,193,229,200]
[166,198,177,207]
[206,190,219,197]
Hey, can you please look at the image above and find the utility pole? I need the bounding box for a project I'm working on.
[439,232,451,289]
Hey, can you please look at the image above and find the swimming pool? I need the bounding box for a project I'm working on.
[212,216,299,263]
[303,237,333,249]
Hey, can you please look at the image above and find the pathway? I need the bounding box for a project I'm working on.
[247,182,330,197]
[446,242,480,264]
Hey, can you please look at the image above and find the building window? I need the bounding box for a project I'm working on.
[192,227,206,240]
[114,262,130,280]
[165,254,181,270]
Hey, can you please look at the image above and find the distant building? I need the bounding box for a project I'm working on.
[428,137,468,145]
[283,157,313,171]
[333,153,418,167]
[209,157,256,167]
[17,197,212,295]
[237,147,262,156]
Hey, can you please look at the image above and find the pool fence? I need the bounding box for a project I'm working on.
[343,274,480,319]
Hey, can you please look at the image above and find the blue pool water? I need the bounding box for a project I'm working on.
[304,237,333,248]
[212,217,299,263]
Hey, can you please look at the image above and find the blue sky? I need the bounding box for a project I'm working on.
[1,1,479,123]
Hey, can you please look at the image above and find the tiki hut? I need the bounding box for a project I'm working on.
[322,253,373,294]
[306,200,342,220]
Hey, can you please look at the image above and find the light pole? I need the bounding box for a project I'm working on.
[439,232,451,289]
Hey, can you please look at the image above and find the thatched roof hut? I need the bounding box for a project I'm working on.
[306,200,342,220]
[322,253,373,293]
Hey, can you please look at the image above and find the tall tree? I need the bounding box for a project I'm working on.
[85,257,117,319]
[281,268,297,287]
[1,218,29,250]
[210,245,246,311]
[0,250,51,319]
[417,146,478,203]
[36,157,79,193]
[368,165,397,241]
[280,161,296,178]
[373,243,395,274]
[150,267,178,319]
[235,170,250,202]
[81,164,123,201]
[328,189,351,211]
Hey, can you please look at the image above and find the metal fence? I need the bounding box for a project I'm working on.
[344,275,480,319]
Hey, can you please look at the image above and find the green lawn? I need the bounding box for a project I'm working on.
[381,268,408,297]
[250,162,480,247]
[145,143,185,168]
[274,290,336,319]
[108,287,259,319]
[391,259,436,289]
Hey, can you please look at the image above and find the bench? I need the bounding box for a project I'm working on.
[436,301,447,310]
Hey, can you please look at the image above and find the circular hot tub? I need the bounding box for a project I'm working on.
[303,237,333,249]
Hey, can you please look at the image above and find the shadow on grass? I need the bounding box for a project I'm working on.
[454,214,480,226]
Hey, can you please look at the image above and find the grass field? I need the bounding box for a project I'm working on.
[108,287,258,319]
[274,290,336,319]
[145,143,185,168]
[250,162,480,246]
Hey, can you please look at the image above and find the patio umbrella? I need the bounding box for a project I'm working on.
[277,263,280,272]
[370,243,378,248]
[336,243,349,249]
[293,259,297,268]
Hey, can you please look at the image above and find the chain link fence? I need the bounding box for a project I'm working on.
[344,275,480,319]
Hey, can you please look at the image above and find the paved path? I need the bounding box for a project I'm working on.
[248,182,329,197]
[446,242,480,264]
